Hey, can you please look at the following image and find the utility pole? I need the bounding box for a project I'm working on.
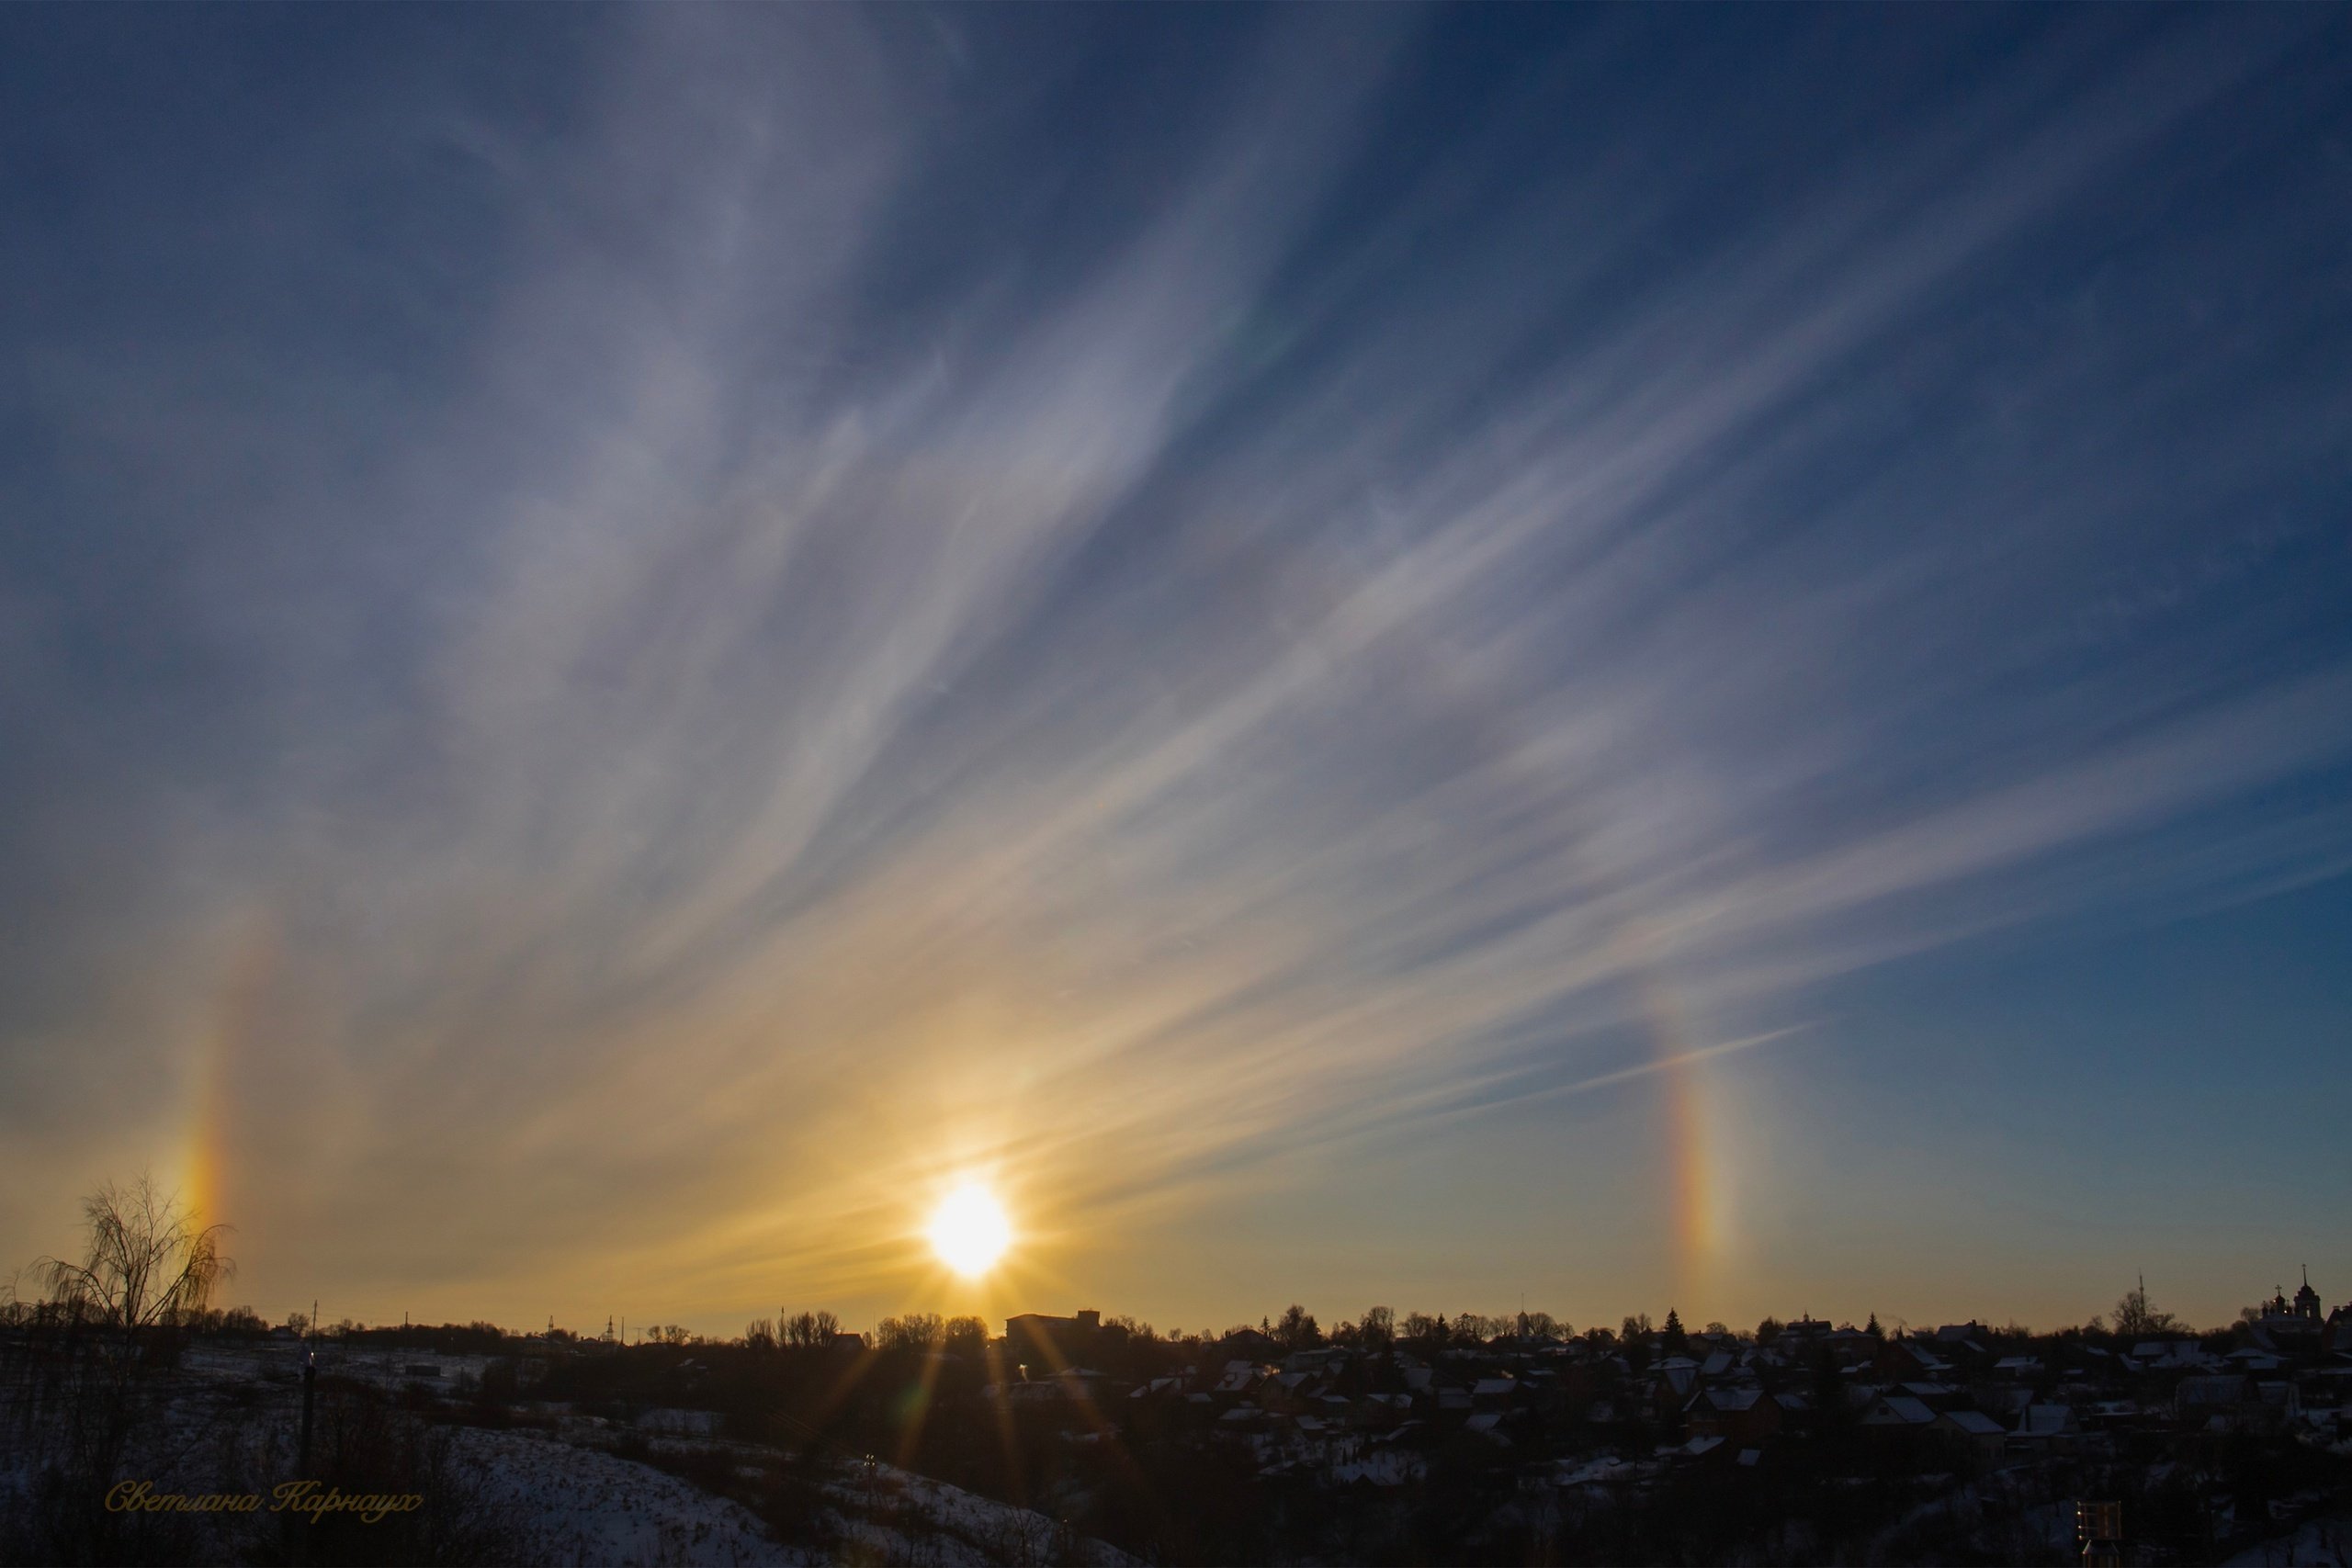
[299,1300,318,1476]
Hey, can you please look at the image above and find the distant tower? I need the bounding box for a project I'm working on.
[2295,1266,2322,1322]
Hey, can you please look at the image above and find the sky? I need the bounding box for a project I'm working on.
[3,6,2348,1342]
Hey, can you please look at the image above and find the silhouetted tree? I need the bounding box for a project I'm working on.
[876,1313,945,1352]
[2113,1281,2179,1337]
[1517,1309,1561,1341]
[944,1315,989,1360]
[35,1173,232,1348]
[1452,1311,1497,1343]
[1661,1308,1688,1355]
[1273,1303,1323,1351]
[1622,1313,1654,1371]
[783,1309,842,1347]
[8,1175,240,1563]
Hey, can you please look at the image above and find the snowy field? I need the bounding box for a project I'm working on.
[823,1461,1138,1567]
[145,1341,1139,1565]
[442,1430,1139,1567]
[451,1426,808,1567]
[2223,1515,2352,1568]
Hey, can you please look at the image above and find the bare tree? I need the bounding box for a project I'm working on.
[783,1308,842,1348]
[944,1315,989,1359]
[4,1176,238,1562]
[876,1313,946,1352]
[1452,1312,1498,1342]
[37,1173,232,1351]
[2111,1281,2179,1337]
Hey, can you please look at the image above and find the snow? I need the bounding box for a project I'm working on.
[823,1461,1139,1567]
[2221,1515,2352,1567]
[453,1427,805,1567]
[40,1338,1137,1567]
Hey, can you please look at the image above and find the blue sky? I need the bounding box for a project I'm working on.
[2,6,2347,1337]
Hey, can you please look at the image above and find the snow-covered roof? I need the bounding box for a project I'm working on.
[1865,1395,1937,1426]
[1939,1410,2004,1436]
[2017,1404,2076,1435]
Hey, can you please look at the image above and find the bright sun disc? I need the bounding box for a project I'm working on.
[927,1183,1012,1277]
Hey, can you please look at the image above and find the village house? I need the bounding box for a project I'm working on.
[1687,1386,1781,1446]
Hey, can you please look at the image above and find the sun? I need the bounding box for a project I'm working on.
[927,1181,1012,1277]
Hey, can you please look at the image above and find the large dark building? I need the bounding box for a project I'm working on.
[1004,1309,1100,1371]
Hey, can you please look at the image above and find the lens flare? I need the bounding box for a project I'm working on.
[927,1182,1012,1277]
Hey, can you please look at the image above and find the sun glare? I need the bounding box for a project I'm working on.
[927,1182,1012,1277]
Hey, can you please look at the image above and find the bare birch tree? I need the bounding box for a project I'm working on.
[37,1172,232,1351]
